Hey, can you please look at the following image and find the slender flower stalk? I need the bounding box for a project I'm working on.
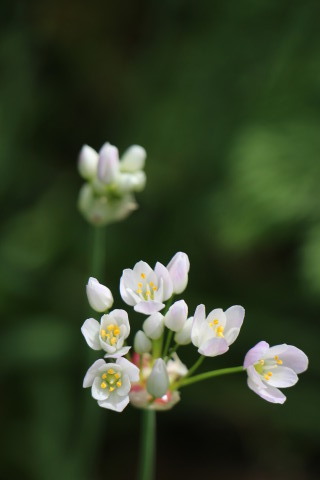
[171,366,244,391]
[138,410,156,480]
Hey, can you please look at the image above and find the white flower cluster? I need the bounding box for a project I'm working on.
[78,142,146,226]
[81,252,308,412]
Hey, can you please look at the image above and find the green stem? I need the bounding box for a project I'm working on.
[138,410,156,480]
[172,366,244,391]
[186,355,205,378]
[91,226,107,277]
[162,330,173,358]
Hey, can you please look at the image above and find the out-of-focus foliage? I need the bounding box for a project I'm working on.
[1,1,320,479]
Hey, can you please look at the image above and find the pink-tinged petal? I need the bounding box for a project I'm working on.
[154,262,173,301]
[191,304,206,347]
[133,261,154,279]
[243,341,269,368]
[98,393,130,412]
[104,346,131,359]
[267,366,298,388]
[207,308,226,328]
[224,327,241,346]
[117,357,140,382]
[166,252,190,295]
[92,377,110,401]
[247,377,286,404]
[164,300,188,332]
[134,300,165,315]
[98,143,119,184]
[81,318,101,350]
[83,359,106,388]
[268,345,308,374]
[225,305,245,330]
[246,365,266,389]
[78,144,99,180]
[198,337,229,357]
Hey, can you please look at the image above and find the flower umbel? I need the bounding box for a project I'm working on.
[244,341,308,404]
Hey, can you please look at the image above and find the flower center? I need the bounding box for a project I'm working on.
[100,369,122,392]
[208,318,224,337]
[100,324,121,346]
[254,355,283,379]
[136,273,158,300]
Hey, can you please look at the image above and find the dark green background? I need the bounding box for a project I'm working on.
[1,1,319,479]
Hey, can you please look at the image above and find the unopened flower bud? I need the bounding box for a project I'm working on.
[164,300,188,332]
[174,317,193,345]
[146,359,170,398]
[78,145,99,180]
[98,143,120,184]
[120,145,146,172]
[86,277,114,312]
[167,252,190,295]
[134,330,152,354]
[143,312,164,340]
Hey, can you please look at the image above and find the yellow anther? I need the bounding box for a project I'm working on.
[276,359,283,365]
[213,319,219,325]
[107,324,115,331]
[274,355,279,360]
[102,373,107,379]
[100,329,106,337]
[138,282,143,287]
[150,281,154,286]
[108,369,115,375]
[100,382,107,389]
[106,333,110,338]
[137,289,142,294]
[259,359,265,365]
[114,328,120,336]
[111,337,117,345]
[141,273,146,279]
[267,371,273,376]
[152,286,157,291]
[109,387,115,392]
[264,374,270,381]
[116,381,122,387]
[216,326,224,337]
[146,291,151,296]
[114,373,120,379]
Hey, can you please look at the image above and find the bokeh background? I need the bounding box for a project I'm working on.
[1,0,320,479]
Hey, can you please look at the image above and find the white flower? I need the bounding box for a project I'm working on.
[146,358,170,398]
[244,341,308,404]
[166,353,188,382]
[86,277,114,312]
[78,145,99,180]
[81,309,131,358]
[174,316,193,345]
[191,304,245,357]
[134,330,152,354]
[83,357,139,412]
[120,260,173,315]
[164,300,188,332]
[143,312,165,340]
[166,252,190,295]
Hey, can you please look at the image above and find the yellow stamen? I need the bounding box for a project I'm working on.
[152,286,157,291]
[109,386,115,392]
[138,282,143,287]
[107,324,115,331]
[146,291,151,296]
[114,328,120,336]
[276,359,283,365]
[264,374,270,381]
[141,273,146,279]
[116,381,122,387]
[137,289,142,294]
[100,382,107,389]
[108,369,115,375]
[111,337,117,345]
[102,373,107,379]
[114,373,120,379]
[259,359,265,365]
[267,371,273,376]
[213,319,219,325]
[100,329,106,337]
[216,326,224,337]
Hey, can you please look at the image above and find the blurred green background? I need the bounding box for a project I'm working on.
[1,0,320,478]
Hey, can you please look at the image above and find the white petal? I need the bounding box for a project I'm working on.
[243,341,269,368]
[116,375,131,396]
[174,317,193,345]
[133,261,155,280]
[134,330,152,354]
[120,145,146,172]
[92,377,109,401]
[247,377,286,404]
[104,346,131,359]
[134,300,165,315]
[108,309,130,336]
[83,359,106,388]
[81,318,101,350]
[207,308,226,328]
[78,145,99,180]
[154,262,173,301]
[143,312,164,340]
[198,337,229,357]
[267,366,298,388]
[191,304,206,347]
[268,345,308,374]
[224,327,241,346]
[164,300,188,332]
[97,142,120,184]
[116,357,140,382]
[225,305,245,330]
[120,275,136,306]
[98,393,130,412]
